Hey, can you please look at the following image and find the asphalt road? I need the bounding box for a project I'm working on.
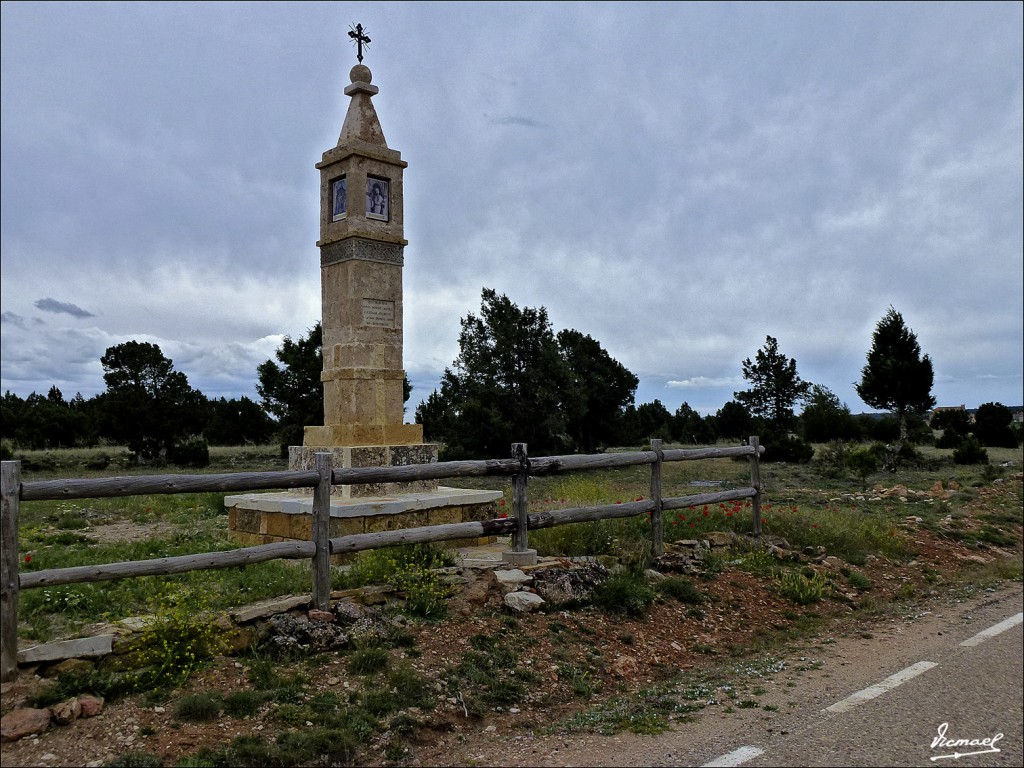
[487,581,1024,767]
[702,584,1024,767]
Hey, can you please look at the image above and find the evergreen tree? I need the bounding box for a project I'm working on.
[973,402,1018,448]
[416,289,638,458]
[800,384,861,443]
[99,341,207,459]
[256,323,324,452]
[734,336,811,433]
[557,329,638,453]
[855,307,936,459]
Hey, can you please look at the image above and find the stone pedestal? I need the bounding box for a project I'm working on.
[288,444,438,499]
[226,487,503,564]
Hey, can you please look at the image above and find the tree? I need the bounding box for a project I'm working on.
[932,408,972,449]
[715,400,753,441]
[799,385,861,443]
[257,324,324,452]
[973,402,1018,448]
[99,341,206,459]
[205,396,277,446]
[416,289,570,458]
[672,402,713,445]
[734,336,811,433]
[416,289,638,458]
[557,329,638,453]
[634,400,673,442]
[855,307,936,457]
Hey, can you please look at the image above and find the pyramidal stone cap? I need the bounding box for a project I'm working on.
[339,64,387,147]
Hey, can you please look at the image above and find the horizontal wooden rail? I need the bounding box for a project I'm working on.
[662,487,758,511]
[331,457,520,485]
[329,500,656,555]
[662,445,761,462]
[19,541,316,589]
[20,470,321,502]
[529,452,657,474]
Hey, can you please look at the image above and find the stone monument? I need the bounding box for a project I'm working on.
[227,37,501,554]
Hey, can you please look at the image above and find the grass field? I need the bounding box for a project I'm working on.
[8,441,1023,644]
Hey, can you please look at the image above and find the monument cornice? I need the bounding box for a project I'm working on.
[321,368,406,382]
[318,141,406,169]
[317,232,408,247]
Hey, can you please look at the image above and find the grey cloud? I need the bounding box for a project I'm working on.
[34,298,95,318]
[1,311,26,328]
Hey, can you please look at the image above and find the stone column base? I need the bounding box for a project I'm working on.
[501,548,539,567]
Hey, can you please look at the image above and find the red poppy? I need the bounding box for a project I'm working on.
[24,555,31,563]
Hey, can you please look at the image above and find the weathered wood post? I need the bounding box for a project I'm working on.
[649,439,664,558]
[1,461,21,682]
[748,436,763,536]
[312,452,333,611]
[502,442,537,566]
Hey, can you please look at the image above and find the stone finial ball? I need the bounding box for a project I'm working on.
[350,64,372,84]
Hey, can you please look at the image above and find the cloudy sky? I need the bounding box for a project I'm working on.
[2,2,1022,419]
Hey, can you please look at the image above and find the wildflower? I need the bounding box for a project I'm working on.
[24,554,31,563]
[726,512,733,518]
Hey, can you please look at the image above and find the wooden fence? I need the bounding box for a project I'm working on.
[0,437,764,681]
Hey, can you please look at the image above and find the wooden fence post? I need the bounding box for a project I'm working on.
[649,439,664,558]
[502,442,538,566]
[312,452,332,611]
[1,461,21,682]
[748,436,762,536]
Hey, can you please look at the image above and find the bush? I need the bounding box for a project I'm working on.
[846,447,879,489]
[340,544,456,620]
[774,569,829,605]
[174,692,223,722]
[762,434,814,464]
[167,436,210,467]
[953,435,989,465]
[592,571,656,616]
[126,586,226,692]
[656,576,704,604]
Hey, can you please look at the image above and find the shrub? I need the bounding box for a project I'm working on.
[814,440,850,478]
[592,571,656,616]
[774,569,829,605]
[847,571,872,591]
[126,586,226,692]
[348,647,390,675]
[762,434,814,464]
[174,692,222,722]
[953,435,989,465]
[656,576,704,604]
[167,436,210,468]
[341,544,456,620]
[846,447,879,490]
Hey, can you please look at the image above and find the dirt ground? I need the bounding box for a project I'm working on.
[2,475,1021,768]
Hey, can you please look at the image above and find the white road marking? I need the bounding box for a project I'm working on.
[825,661,937,713]
[703,746,765,767]
[959,612,1024,647]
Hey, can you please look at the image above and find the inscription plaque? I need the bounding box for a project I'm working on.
[362,299,395,328]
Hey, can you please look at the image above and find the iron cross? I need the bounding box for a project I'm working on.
[348,23,371,63]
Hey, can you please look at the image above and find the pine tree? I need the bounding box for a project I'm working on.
[856,307,936,465]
